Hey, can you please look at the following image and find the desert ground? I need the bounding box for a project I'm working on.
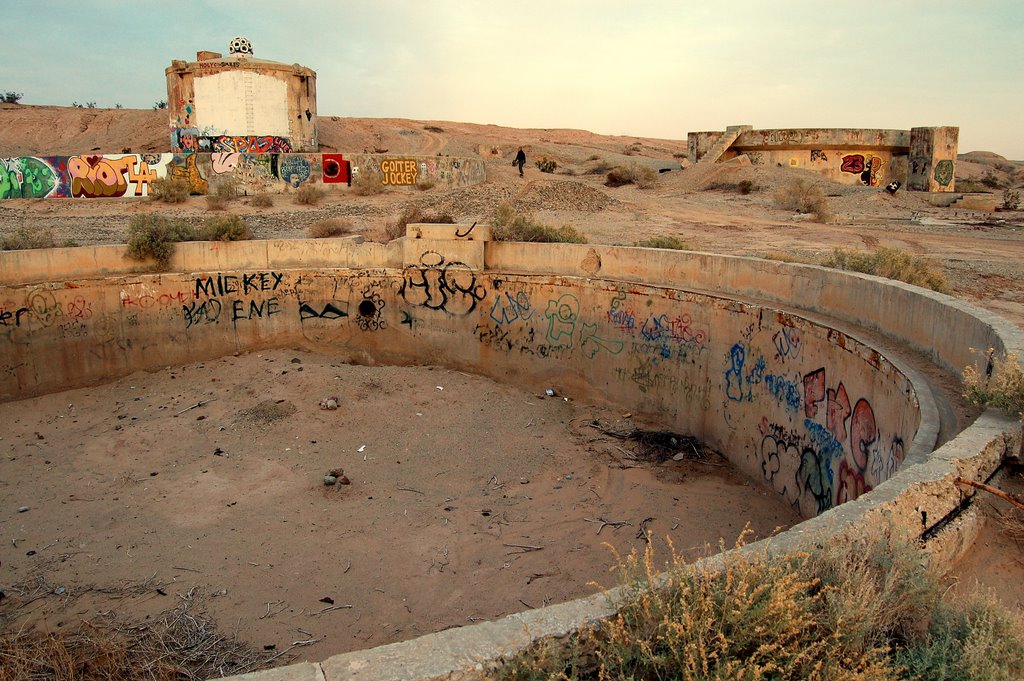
[1,105,1022,675]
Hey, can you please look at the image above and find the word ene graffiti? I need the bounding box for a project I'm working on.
[194,272,284,300]
[840,154,883,187]
[400,253,486,316]
[379,159,418,186]
[183,297,282,327]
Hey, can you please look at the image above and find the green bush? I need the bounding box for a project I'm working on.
[635,235,690,250]
[308,218,353,238]
[149,177,191,203]
[822,247,947,292]
[535,158,557,173]
[201,214,251,242]
[2,91,23,104]
[294,183,326,205]
[125,215,198,268]
[491,202,586,243]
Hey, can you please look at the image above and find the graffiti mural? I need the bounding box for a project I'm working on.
[933,159,954,187]
[207,136,293,154]
[840,153,884,187]
[169,154,209,195]
[278,155,313,187]
[322,154,351,184]
[1,157,58,198]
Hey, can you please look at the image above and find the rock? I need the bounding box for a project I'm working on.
[324,475,337,486]
[319,397,339,410]
[17,506,28,513]
[338,474,351,485]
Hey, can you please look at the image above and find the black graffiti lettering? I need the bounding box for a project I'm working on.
[232,297,281,322]
[183,299,222,328]
[195,272,285,300]
[299,302,348,320]
[455,222,477,238]
[399,257,487,316]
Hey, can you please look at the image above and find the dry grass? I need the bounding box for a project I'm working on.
[823,247,948,292]
[352,172,384,196]
[125,215,198,268]
[775,178,833,223]
[201,214,251,242]
[490,530,1024,680]
[0,586,278,681]
[294,183,325,205]
[963,349,1024,417]
[0,226,74,250]
[383,206,455,241]
[249,194,274,208]
[634,235,691,251]
[205,179,238,211]
[605,164,657,189]
[490,202,586,243]
[307,217,353,238]
[148,177,191,204]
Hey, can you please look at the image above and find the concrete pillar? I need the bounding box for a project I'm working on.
[908,127,959,192]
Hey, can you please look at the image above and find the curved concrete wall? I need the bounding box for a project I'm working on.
[1,234,1020,680]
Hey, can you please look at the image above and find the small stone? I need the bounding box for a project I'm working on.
[17,506,29,513]
[324,475,338,486]
[338,475,351,485]
[290,358,302,364]
[319,397,339,410]
[672,452,686,461]
[545,388,555,397]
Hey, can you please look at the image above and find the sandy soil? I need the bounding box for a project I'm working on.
[0,349,799,666]
[1,107,1023,672]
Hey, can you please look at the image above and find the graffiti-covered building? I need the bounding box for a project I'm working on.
[688,125,959,192]
[165,37,318,154]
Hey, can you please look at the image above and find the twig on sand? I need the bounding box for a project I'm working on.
[503,543,543,553]
[584,517,631,535]
[174,399,216,416]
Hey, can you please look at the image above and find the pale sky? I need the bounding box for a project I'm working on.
[3,1,1022,158]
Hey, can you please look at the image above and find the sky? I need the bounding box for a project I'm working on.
[3,1,1022,158]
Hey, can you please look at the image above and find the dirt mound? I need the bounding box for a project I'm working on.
[518,179,619,212]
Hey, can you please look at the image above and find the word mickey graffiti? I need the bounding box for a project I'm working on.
[185,272,285,328]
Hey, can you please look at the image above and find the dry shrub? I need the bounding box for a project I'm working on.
[125,214,198,268]
[535,158,557,173]
[635,235,690,250]
[774,178,833,222]
[605,164,657,189]
[762,250,820,265]
[1,226,66,250]
[308,217,353,238]
[491,202,586,243]
[249,194,274,208]
[0,588,275,680]
[352,172,384,196]
[705,179,756,194]
[148,177,191,203]
[201,214,251,242]
[416,177,436,191]
[294,183,325,205]
[384,206,455,241]
[963,349,1024,417]
[822,247,948,292]
[205,179,238,210]
[490,531,1024,681]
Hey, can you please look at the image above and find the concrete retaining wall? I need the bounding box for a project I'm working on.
[0,152,485,200]
[1,233,1020,680]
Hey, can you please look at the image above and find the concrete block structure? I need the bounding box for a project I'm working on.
[688,125,959,192]
[165,37,318,153]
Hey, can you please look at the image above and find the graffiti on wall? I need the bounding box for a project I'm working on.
[840,154,884,187]
[933,159,954,187]
[322,154,351,184]
[69,154,165,198]
[400,253,487,316]
[1,157,58,199]
[206,136,293,154]
[380,159,418,186]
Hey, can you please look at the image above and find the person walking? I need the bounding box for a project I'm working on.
[513,147,526,177]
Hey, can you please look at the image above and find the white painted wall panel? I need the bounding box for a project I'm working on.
[194,71,289,137]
